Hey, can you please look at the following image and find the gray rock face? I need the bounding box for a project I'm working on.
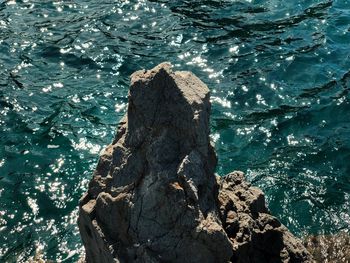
[78,63,313,263]
[217,172,312,263]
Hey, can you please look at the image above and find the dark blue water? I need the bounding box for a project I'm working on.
[0,0,349,261]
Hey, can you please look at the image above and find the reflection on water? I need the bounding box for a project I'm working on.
[0,0,350,261]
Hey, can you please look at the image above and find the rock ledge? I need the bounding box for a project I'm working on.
[78,63,313,263]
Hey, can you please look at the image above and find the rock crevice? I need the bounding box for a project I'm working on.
[78,63,313,263]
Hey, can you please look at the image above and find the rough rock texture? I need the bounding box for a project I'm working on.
[78,63,313,263]
[217,172,312,263]
[304,232,350,262]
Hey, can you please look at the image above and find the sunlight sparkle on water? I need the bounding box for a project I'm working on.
[1,0,350,261]
[71,138,102,155]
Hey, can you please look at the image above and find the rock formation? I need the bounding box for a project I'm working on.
[78,63,313,262]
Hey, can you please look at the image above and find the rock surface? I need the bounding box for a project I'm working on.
[78,63,313,263]
[304,232,350,262]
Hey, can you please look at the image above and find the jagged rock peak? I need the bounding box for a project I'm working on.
[78,63,314,263]
[79,63,232,263]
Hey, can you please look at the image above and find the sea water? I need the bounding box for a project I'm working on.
[0,0,349,261]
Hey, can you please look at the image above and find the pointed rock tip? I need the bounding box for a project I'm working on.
[130,62,173,85]
[129,62,210,105]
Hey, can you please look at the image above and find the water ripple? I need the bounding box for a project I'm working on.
[1,0,350,261]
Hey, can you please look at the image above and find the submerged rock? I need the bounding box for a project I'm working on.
[78,63,313,263]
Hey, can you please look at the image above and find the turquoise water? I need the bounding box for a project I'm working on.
[0,0,350,261]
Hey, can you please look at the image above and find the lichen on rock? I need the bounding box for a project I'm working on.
[78,63,313,263]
